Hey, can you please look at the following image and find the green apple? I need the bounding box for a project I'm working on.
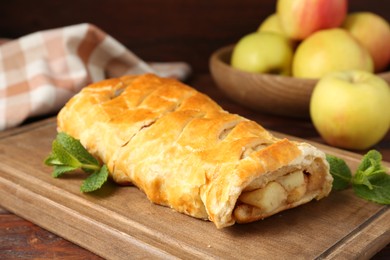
[277,0,347,40]
[310,70,390,150]
[343,12,390,73]
[231,32,293,75]
[257,14,285,35]
[258,14,298,49]
[293,28,374,79]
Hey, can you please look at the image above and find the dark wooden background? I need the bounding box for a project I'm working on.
[1,0,389,74]
[0,1,389,259]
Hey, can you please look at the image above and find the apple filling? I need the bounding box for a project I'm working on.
[234,168,324,223]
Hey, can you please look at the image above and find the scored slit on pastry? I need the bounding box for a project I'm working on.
[57,74,333,228]
[218,120,242,141]
[240,142,270,160]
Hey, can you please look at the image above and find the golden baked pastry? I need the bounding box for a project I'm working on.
[57,73,333,228]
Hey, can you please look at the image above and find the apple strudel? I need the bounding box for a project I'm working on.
[57,74,333,228]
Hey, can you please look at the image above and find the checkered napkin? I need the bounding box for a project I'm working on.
[0,23,191,131]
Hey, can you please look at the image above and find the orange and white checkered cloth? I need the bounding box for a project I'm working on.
[0,23,191,131]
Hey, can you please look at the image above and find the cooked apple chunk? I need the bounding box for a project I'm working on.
[277,170,307,203]
[239,181,287,213]
[238,170,310,216]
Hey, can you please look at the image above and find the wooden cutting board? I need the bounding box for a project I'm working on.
[0,118,389,259]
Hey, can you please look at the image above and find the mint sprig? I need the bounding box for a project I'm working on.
[81,165,109,192]
[44,132,109,192]
[326,150,390,205]
[326,154,352,190]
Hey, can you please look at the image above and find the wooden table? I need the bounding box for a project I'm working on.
[1,1,390,258]
[0,74,389,259]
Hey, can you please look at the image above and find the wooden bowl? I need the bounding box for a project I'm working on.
[209,45,390,118]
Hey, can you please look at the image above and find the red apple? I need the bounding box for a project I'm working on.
[343,12,390,73]
[277,0,348,40]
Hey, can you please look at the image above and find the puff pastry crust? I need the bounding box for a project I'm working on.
[57,74,333,228]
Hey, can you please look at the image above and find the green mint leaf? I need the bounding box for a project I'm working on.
[354,150,387,188]
[353,173,390,204]
[45,132,110,192]
[326,154,352,190]
[52,139,83,168]
[44,153,62,166]
[45,133,101,173]
[356,150,384,175]
[52,165,79,178]
[80,165,109,192]
[351,149,390,205]
[353,150,388,190]
[56,132,99,168]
